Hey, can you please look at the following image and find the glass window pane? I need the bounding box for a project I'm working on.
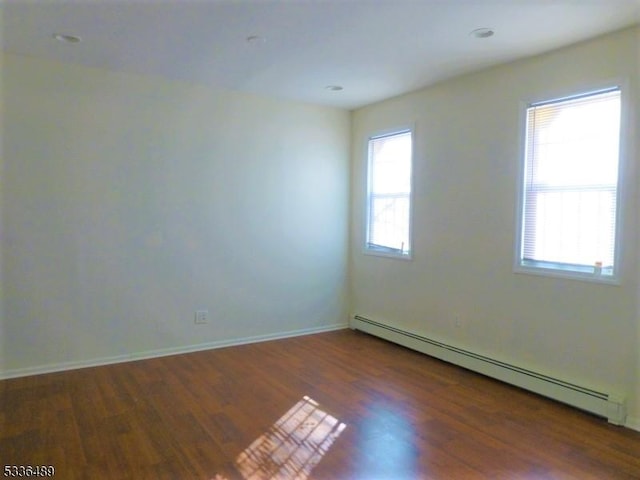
[521,88,621,276]
[367,130,412,256]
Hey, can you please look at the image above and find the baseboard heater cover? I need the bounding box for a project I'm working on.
[351,315,626,425]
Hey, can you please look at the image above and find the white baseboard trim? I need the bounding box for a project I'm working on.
[625,416,640,432]
[0,323,349,380]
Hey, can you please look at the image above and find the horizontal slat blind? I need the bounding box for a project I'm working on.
[522,88,621,273]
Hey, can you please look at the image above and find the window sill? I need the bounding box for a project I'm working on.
[363,248,412,261]
[514,263,620,285]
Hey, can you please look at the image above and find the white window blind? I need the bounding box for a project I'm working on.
[520,87,621,277]
[366,130,412,257]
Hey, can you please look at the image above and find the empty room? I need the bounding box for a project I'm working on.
[1,1,640,478]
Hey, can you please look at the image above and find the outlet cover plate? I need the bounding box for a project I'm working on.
[195,310,209,324]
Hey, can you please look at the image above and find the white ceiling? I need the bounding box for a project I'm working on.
[3,0,640,110]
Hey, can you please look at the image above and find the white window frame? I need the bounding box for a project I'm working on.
[364,126,414,260]
[514,82,628,284]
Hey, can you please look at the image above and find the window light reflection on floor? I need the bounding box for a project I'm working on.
[214,395,346,480]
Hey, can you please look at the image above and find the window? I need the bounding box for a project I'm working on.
[366,129,413,258]
[516,87,622,281]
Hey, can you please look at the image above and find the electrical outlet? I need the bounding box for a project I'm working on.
[195,309,209,324]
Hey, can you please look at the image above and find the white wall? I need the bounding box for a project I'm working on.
[0,25,5,372]
[3,25,640,430]
[634,25,640,432]
[2,53,350,374]
[350,27,640,425]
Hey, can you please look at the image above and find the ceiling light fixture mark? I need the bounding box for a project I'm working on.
[470,28,494,39]
[325,85,344,92]
[53,33,82,44]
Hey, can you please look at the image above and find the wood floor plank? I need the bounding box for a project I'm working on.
[2,329,640,479]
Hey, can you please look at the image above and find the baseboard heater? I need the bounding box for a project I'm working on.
[351,315,626,425]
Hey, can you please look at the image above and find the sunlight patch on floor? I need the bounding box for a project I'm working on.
[214,395,346,480]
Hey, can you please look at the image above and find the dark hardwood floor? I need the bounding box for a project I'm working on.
[2,329,640,479]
